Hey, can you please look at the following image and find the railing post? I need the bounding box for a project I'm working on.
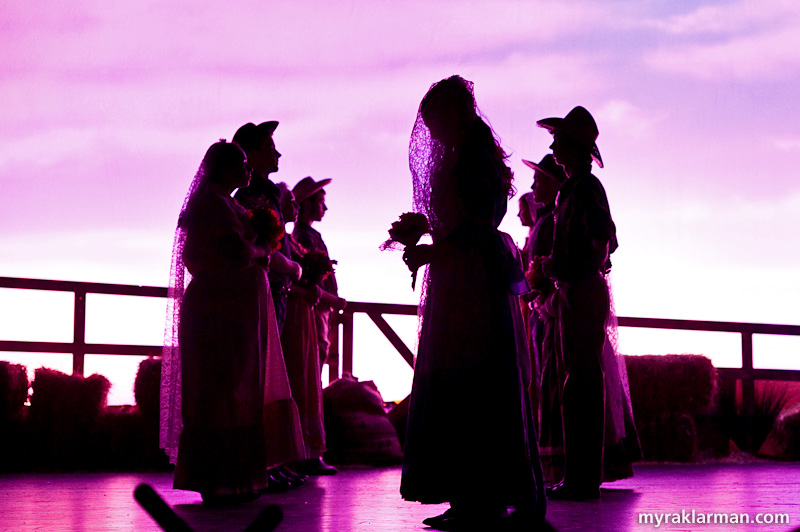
[341,311,354,376]
[73,291,87,376]
[328,309,341,383]
[741,331,755,419]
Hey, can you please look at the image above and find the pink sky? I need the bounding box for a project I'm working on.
[2,0,800,403]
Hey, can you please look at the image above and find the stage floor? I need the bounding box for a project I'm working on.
[2,461,799,531]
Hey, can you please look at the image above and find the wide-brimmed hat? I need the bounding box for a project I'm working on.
[522,154,567,183]
[232,121,279,152]
[537,106,603,168]
[293,176,332,204]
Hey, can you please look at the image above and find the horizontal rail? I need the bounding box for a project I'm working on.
[617,316,800,336]
[0,276,168,298]
[2,276,800,400]
[0,340,162,357]
[717,367,800,382]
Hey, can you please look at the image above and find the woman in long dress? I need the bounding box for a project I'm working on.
[160,140,304,504]
[276,182,335,474]
[400,76,546,530]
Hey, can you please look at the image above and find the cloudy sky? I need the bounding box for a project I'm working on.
[2,0,800,402]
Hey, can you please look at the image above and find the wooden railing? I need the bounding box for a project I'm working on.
[0,277,165,375]
[3,276,800,419]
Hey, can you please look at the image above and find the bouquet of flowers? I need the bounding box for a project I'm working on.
[247,208,285,252]
[380,212,430,289]
[297,250,337,287]
[525,255,551,292]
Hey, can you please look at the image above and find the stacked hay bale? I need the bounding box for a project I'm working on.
[94,357,168,470]
[625,354,719,462]
[28,368,110,469]
[0,361,29,471]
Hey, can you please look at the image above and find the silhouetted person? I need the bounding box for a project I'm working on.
[400,76,545,530]
[232,122,309,492]
[518,191,536,265]
[536,106,638,500]
[292,177,346,370]
[276,182,338,476]
[161,141,272,504]
[520,155,566,425]
[233,121,302,332]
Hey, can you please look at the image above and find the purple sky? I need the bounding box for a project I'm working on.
[2,1,800,402]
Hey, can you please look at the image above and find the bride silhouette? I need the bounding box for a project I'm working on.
[400,76,546,530]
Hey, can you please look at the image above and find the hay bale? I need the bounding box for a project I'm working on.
[94,405,170,470]
[0,361,28,422]
[134,357,161,419]
[625,355,718,418]
[771,404,800,460]
[624,355,718,462]
[323,376,402,465]
[636,413,697,462]
[0,361,30,472]
[28,368,110,469]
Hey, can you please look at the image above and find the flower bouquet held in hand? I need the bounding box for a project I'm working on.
[296,250,337,288]
[525,255,551,292]
[247,208,285,252]
[380,212,430,289]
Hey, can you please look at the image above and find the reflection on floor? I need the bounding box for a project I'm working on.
[1,462,799,531]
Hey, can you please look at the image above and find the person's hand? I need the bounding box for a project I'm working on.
[319,291,347,311]
[331,296,347,312]
[403,244,433,273]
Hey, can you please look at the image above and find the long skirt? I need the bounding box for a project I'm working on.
[401,236,545,514]
[281,292,326,458]
[538,276,640,488]
[174,268,304,494]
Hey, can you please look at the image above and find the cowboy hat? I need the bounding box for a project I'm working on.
[522,154,567,183]
[232,121,279,152]
[537,106,603,168]
[293,176,332,204]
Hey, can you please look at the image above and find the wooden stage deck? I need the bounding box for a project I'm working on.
[2,461,800,532]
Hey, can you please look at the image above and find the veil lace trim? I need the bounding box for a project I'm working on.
[159,147,217,464]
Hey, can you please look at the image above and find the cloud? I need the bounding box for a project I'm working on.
[596,100,665,139]
[639,0,800,81]
[645,27,800,81]
[641,0,800,35]
[0,1,608,75]
[772,137,800,151]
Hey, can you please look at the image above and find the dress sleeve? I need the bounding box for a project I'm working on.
[182,192,255,276]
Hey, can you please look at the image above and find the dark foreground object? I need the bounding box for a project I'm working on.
[2,462,800,531]
[135,483,281,532]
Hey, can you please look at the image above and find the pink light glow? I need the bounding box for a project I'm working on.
[2,1,800,404]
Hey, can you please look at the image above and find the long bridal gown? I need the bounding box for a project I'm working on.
[400,126,545,514]
[169,186,304,495]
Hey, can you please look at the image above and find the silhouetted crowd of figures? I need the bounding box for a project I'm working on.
[160,122,344,506]
[159,75,642,531]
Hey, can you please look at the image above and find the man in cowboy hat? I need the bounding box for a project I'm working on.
[536,106,619,500]
[232,121,310,491]
[233,121,302,333]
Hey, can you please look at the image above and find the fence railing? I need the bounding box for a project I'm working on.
[3,276,800,418]
[0,277,166,376]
